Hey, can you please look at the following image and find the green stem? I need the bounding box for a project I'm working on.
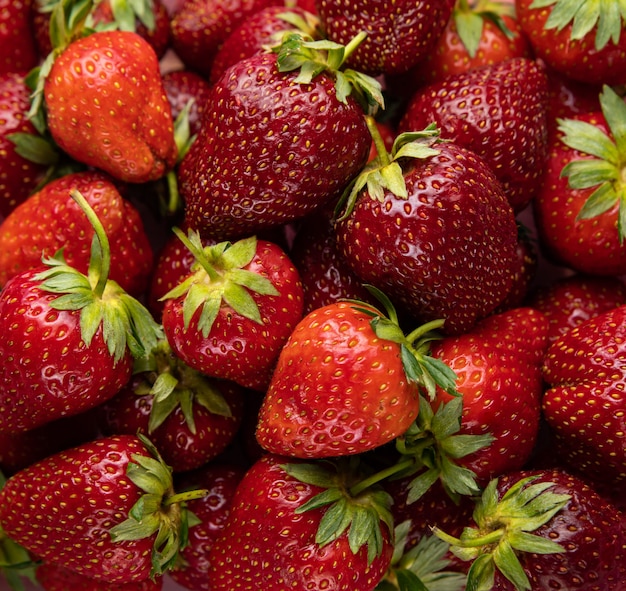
[166,170,180,216]
[405,319,446,346]
[172,227,221,282]
[342,31,367,63]
[163,488,209,507]
[366,115,391,167]
[349,457,415,497]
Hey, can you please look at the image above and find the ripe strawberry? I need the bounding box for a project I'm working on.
[162,69,213,137]
[314,0,455,75]
[0,170,154,296]
[36,562,164,590]
[533,85,626,275]
[170,0,283,78]
[0,434,205,583]
[207,453,394,591]
[398,57,550,213]
[542,304,626,486]
[0,0,38,75]
[256,291,458,458]
[168,463,246,591]
[516,0,626,85]
[335,124,518,335]
[436,468,626,591]
[162,231,304,391]
[98,339,245,472]
[179,33,380,241]
[0,190,161,433]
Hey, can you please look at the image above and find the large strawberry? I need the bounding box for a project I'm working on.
[0,434,205,583]
[179,32,381,241]
[207,453,395,591]
[334,123,518,335]
[0,189,161,433]
[36,562,164,590]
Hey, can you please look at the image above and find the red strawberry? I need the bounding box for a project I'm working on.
[542,304,626,486]
[0,170,154,297]
[0,190,161,433]
[179,34,379,241]
[398,57,550,213]
[0,0,38,75]
[256,292,457,458]
[36,562,164,590]
[161,69,213,137]
[314,0,455,76]
[516,0,626,85]
[207,453,394,591]
[437,468,626,591]
[335,124,518,335]
[162,232,304,391]
[533,85,626,275]
[0,434,204,583]
[170,0,283,78]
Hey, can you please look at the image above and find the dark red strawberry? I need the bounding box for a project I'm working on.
[36,562,164,590]
[0,170,154,297]
[162,232,304,391]
[207,453,394,591]
[398,57,550,213]
[0,434,205,583]
[0,0,38,75]
[162,69,213,137]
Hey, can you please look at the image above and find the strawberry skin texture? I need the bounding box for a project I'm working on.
[0,435,157,583]
[179,51,371,241]
[335,143,518,335]
[0,0,38,75]
[0,268,134,433]
[207,453,393,591]
[44,31,177,184]
[542,305,626,486]
[256,301,420,458]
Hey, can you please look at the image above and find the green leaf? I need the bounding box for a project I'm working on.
[557,118,618,163]
[465,554,495,591]
[599,84,626,154]
[493,539,531,591]
[455,10,485,58]
[576,180,618,219]
[6,132,59,166]
[222,282,263,324]
[561,158,618,189]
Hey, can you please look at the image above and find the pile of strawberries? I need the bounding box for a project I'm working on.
[1,0,626,590]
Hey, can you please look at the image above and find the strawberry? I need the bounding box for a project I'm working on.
[207,453,395,591]
[0,0,38,75]
[0,170,154,297]
[541,304,626,486]
[0,189,162,433]
[161,69,213,137]
[436,468,626,591]
[533,85,626,275]
[179,33,381,241]
[334,123,518,335]
[314,0,455,76]
[168,463,246,591]
[516,0,626,85]
[161,231,304,392]
[256,290,458,458]
[398,57,550,213]
[0,434,206,583]
[170,0,283,78]
[98,339,245,473]
[36,562,164,590]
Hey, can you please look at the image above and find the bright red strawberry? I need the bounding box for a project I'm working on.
[256,292,458,458]
[0,170,154,296]
[0,190,161,433]
[314,0,455,75]
[398,57,550,213]
[516,0,626,85]
[161,69,213,137]
[168,463,245,590]
[437,468,626,591]
[335,124,518,335]
[98,339,245,472]
[0,434,205,583]
[36,562,164,590]
[207,453,394,591]
[170,0,283,78]
[533,85,626,275]
[162,232,304,392]
[0,0,38,75]
[179,34,379,241]
[528,273,626,344]
[542,304,626,486]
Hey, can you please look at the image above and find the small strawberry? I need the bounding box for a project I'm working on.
[0,0,38,75]
[36,562,164,590]
[162,231,304,391]
[161,69,213,137]
[0,434,206,583]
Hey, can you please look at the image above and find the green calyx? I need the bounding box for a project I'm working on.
[375,525,467,591]
[160,230,279,338]
[434,475,570,591]
[271,31,385,115]
[89,0,157,33]
[558,84,626,242]
[34,189,163,364]
[395,395,494,504]
[133,339,232,435]
[109,435,206,578]
[454,0,517,58]
[529,0,626,50]
[335,119,442,222]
